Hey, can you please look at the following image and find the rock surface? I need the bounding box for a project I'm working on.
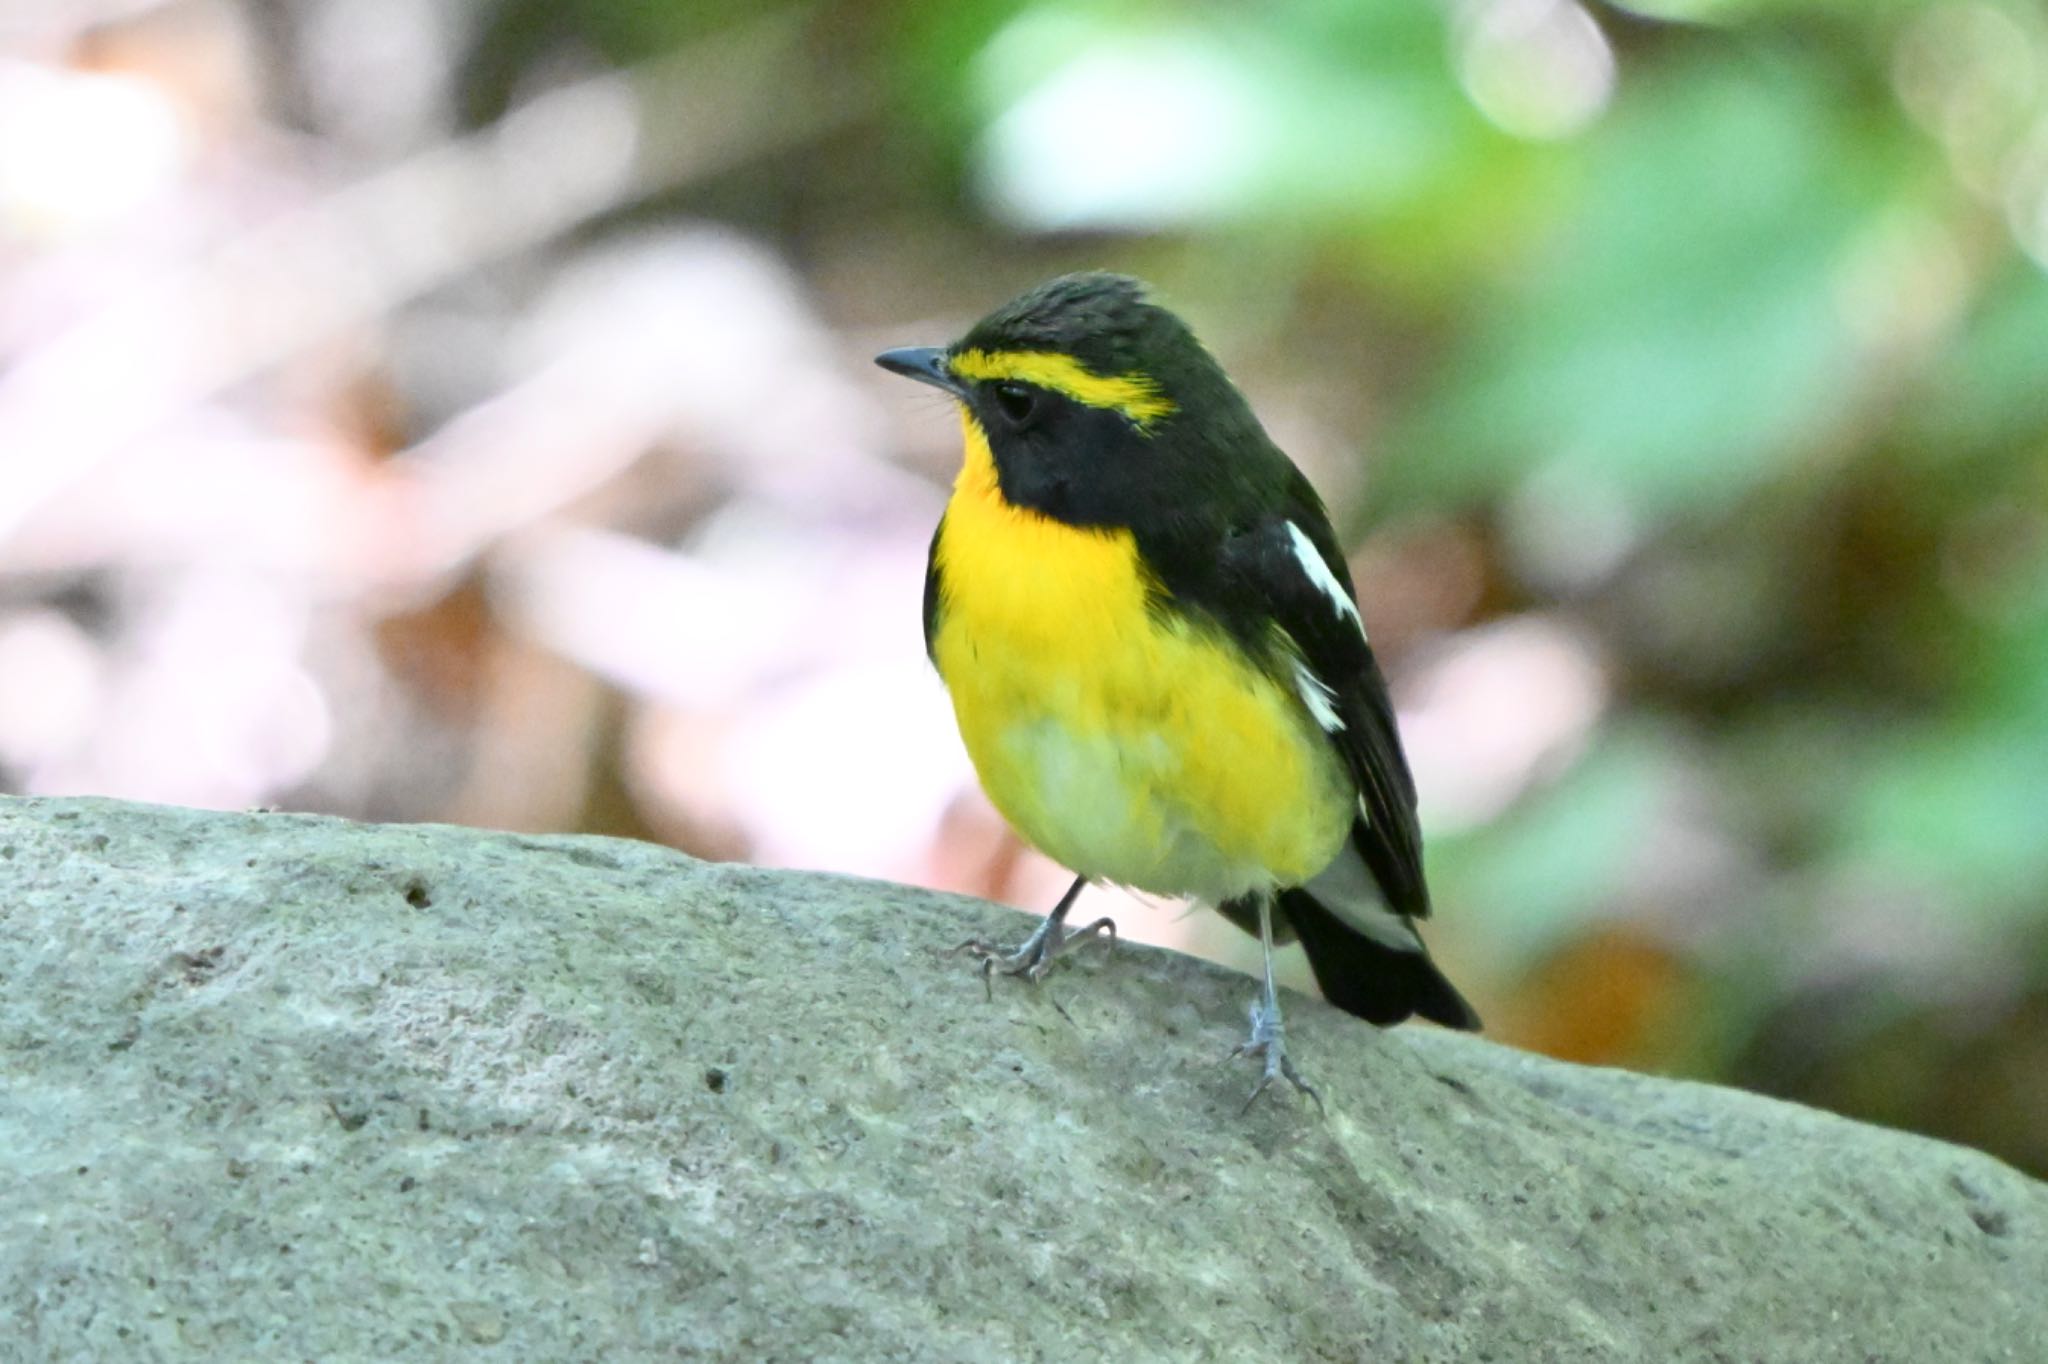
[1,795,2040,1361]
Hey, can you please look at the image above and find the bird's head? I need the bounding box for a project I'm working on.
[876,273,1269,529]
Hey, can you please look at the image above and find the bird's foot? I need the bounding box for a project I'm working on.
[1230,996,1324,1114]
[951,913,1117,999]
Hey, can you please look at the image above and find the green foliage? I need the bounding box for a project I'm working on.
[1910,266,2048,464]
[1391,52,1904,518]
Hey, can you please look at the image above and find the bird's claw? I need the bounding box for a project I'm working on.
[949,915,1118,1000]
[1232,999,1324,1114]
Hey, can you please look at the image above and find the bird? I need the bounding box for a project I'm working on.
[875,272,1478,1108]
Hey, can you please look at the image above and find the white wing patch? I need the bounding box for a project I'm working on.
[1285,521,1365,637]
[1292,659,1344,733]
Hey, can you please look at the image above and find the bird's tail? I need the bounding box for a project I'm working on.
[1279,888,1481,1031]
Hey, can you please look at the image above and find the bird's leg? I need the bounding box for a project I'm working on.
[953,874,1116,996]
[1231,893,1324,1113]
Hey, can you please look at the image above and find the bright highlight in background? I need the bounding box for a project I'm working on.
[1454,0,1615,141]
[0,61,188,239]
[974,18,1265,231]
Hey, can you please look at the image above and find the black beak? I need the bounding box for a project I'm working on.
[874,346,965,397]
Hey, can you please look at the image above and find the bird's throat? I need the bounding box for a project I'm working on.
[938,413,1144,651]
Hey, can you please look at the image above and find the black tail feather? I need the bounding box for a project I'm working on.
[1279,889,1481,1031]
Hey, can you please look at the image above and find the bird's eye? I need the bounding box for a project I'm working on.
[992,382,1038,426]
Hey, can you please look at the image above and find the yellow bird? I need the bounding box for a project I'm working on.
[878,273,1478,1107]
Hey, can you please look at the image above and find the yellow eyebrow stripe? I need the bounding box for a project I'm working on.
[950,349,1176,427]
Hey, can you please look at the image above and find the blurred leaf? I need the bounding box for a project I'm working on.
[1906,261,2048,467]
[890,0,1032,132]
[1846,612,2048,922]
[1434,721,1679,969]
[1383,50,1911,518]
[963,1,1509,236]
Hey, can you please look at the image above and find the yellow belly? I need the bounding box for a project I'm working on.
[930,416,1352,902]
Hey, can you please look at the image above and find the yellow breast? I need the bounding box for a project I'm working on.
[929,415,1352,901]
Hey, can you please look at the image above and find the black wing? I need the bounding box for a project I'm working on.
[1207,500,1431,923]
[922,513,946,664]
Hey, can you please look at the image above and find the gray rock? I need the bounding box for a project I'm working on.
[0,795,2039,1362]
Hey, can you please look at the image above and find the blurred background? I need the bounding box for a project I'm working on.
[4,0,2046,1172]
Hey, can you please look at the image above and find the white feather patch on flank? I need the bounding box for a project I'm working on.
[1285,521,1365,636]
[1292,658,1344,733]
[1305,847,1420,951]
